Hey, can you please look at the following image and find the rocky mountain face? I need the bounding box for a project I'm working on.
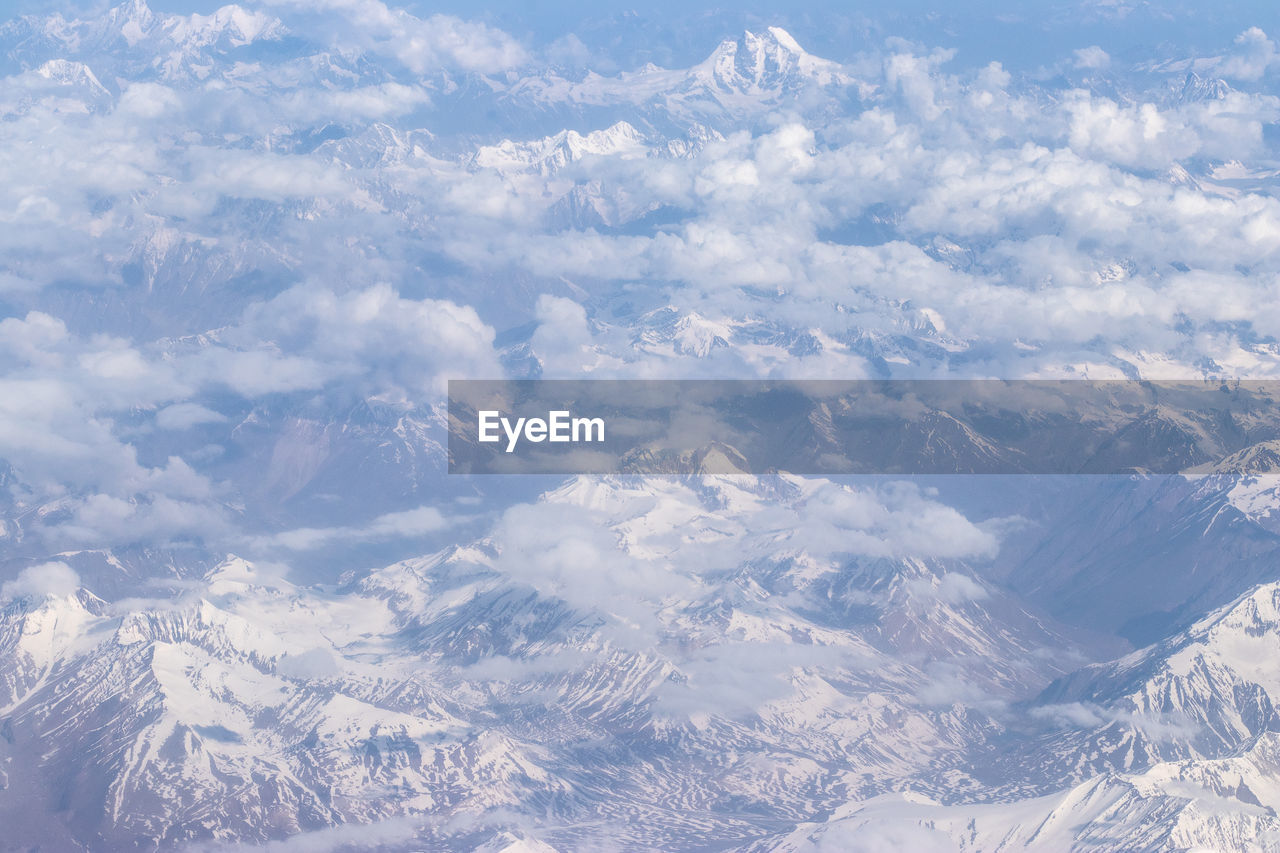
[3,474,1280,849]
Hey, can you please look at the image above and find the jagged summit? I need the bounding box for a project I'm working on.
[473,121,647,174]
[505,23,858,119]
[104,0,157,36]
[693,26,848,93]
[1,0,283,73]
[1178,70,1231,102]
[162,3,284,51]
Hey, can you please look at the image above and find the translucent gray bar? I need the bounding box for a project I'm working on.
[447,380,1280,475]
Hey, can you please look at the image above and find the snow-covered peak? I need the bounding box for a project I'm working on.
[632,306,735,358]
[200,554,290,598]
[473,121,648,174]
[1180,582,1280,675]
[161,4,284,52]
[0,588,105,694]
[672,311,733,357]
[766,733,1280,853]
[7,0,284,75]
[1028,579,1280,779]
[35,58,108,93]
[506,27,858,119]
[692,26,849,93]
[104,0,157,44]
[474,832,560,853]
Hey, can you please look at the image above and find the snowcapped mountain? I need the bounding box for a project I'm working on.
[1,0,284,82]
[753,742,1280,853]
[6,0,1280,848]
[989,473,1280,645]
[756,581,1280,852]
[5,473,1279,849]
[473,122,649,176]
[696,27,851,93]
[503,26,866,125]
[1034,582,1280,771]
[0,558,548,849]
[0,475,1100,849]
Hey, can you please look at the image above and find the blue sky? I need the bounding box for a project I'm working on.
[14,0,1280,70]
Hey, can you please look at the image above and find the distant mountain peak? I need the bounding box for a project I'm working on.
[472,120,647,175]
[695,26,845,93]
[104,0,157,44]
[712,26,809,58]
[760,26,805,53]
[36,58,109,94]
[108,0,156,25]
[163,4,285,51]
[1180,70,1231,102]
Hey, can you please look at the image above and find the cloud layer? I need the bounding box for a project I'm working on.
[2,1,1280,558]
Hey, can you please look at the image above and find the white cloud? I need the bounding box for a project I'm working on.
[275,647,341,679]
[483,476,1001,658]
[492,499,699,639]
[530,294,597,375]
[883,43,956,121]
[906,571,990,604]
[1066,94,1199,169]
[654,640,845,719]
[285,83,432,121]
[6,3,1280,570]
[1220,27,1280,81]
[155,402,226,430]
[1031,701,1201,742]
[1073,46,1111,69]
[260,0,527,73]
[1,561,81,599]
[0,312,68,366]
[396,14,529,73]
[230,282,501,394]
[118,82,182,118]
[264,506,451,551]
[768,480,1000,561]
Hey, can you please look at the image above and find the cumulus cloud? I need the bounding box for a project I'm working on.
[492,499,700,639]
[6,0,1280,570]
[530,294,599,375]
[230,282,501,394]
[480,476,1001,667]
[1220,27,1280,81]
[52,488,230,548]
[260,0,527,73]
[1073,46,1111,69]
[117,82,182,118]
[1,561,81,599]
[1065,94,1199,169]
[737,480,1001,563]
[883,43,956,121]
[0,312,69,366]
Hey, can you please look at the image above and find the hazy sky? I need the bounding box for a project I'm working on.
[14,0,1280,71]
